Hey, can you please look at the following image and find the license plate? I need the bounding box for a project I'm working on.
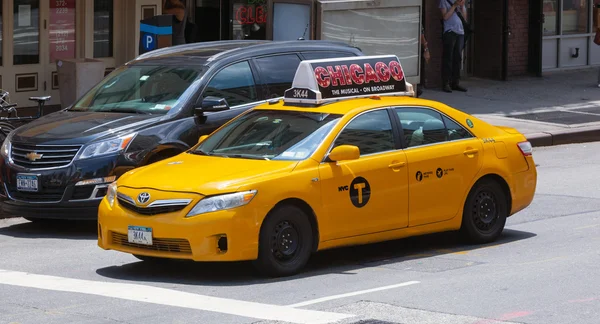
[16,174,38,192]
[128,226,153,245]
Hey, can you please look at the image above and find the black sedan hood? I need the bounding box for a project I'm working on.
[11,111,162,145]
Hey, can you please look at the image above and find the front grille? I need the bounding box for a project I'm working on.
[10,143,81,169]
[110,232,192,254]
[7,185,65,202]
[117,196,188,216]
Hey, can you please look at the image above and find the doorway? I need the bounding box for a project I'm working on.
[465,0,508,80]
[1,0,82,110]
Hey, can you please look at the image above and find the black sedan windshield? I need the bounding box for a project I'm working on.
[193,110,343,160]
[69,64,204,115]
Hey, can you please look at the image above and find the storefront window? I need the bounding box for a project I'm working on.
[543,0,558,35]
[13,0,39,65]
[94,0,114,58]
[49,0,76,63]
[273,3,310,40]
[562,0,589,34]
[231,0,266,40]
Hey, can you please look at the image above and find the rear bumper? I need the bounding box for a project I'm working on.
[509,157,537,216]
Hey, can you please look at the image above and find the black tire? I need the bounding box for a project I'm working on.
[253,205,313,277]
[460,178,508,244]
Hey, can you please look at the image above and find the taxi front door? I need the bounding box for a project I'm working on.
[395,107,484,227]
[318,109,409,241]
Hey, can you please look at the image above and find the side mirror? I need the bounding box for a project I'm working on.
[198,135,208,144]
[195,96,230,118]
[328,145,360,162]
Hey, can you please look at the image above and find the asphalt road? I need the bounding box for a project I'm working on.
[2,142,600,324]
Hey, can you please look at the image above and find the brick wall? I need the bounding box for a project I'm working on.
[507,0,530,77]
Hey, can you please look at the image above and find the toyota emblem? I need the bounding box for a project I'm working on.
[137,192,151,205]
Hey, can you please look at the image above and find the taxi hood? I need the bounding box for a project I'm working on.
[118,153,299,195]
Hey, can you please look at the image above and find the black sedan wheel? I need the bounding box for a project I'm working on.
[254,205,313,277]
[460,178,508,244]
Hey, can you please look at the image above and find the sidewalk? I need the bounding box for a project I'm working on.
[420,68,600,146]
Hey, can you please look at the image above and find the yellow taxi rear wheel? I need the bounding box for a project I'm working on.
[460,178,508,244]
[253,205,313,277]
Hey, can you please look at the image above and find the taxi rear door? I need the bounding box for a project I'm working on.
[318,108,409,240]
[394,107,484,227]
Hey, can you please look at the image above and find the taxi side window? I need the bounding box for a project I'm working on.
[333,110,395,156]
[396,108,473,148]
[396,108,447,147]
[443,115,474,140]
[254,54,302,99]
[203,61,258,107]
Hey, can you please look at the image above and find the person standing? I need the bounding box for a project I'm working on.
[439,0,467,93]
[163,0,187,46]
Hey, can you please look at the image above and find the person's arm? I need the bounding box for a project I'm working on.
[458,0,467,19]
[440,0,458,21]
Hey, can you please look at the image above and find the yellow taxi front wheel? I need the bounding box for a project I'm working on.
[460,178,509,244]
[253,205,313,277]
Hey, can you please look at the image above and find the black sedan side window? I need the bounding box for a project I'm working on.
[203,61,258,107]
[254,54,302,99]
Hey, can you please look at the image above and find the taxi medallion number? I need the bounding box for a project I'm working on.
[16,174,39,192]
[128,226,153,245]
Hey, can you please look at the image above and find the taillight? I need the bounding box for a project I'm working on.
[517,141,533,156]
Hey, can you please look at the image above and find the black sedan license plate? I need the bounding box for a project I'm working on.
[16,174,39,192]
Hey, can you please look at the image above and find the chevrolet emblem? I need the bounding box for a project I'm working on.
[25,152,43,161]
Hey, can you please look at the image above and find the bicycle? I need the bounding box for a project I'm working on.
[0,89,51,144]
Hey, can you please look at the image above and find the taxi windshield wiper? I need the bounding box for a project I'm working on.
[212,153,270,160]
[190,149,211,156]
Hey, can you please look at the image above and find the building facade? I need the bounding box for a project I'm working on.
[0,0,425,110]
[3,0,594,110]
[422,0,600,89]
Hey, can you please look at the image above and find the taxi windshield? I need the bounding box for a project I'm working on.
[69,64,204,115]
[193,110,343,160]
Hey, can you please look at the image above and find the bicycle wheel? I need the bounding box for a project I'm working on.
[0,122,15,144]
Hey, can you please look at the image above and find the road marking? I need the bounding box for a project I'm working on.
[287,281,420,308]
[0,269,353,324]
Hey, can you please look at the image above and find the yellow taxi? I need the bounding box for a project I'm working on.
[98,55,537,277]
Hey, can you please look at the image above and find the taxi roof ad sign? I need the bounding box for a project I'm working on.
[284,55,411,105]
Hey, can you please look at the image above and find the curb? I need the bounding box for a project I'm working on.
[526,125,600,147]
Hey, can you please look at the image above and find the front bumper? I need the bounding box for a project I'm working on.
[0,154,133,220]
[97,197,261,262]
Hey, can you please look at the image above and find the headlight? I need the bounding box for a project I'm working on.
[0,130,14,158]
[76,133,136,160]
[107,182,117,207]
[0,137,10,158]
[186,190,257,217]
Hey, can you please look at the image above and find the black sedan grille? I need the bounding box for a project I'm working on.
[6,184,65,202]
[10,143,81,169]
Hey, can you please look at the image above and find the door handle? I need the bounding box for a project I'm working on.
[463,148,479,155]
[388,161,406,168]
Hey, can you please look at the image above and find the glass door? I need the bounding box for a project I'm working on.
[10,0,45,108]
[47,0,77,107]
